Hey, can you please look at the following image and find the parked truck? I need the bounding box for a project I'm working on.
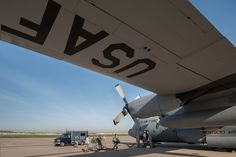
[54,131,88,146]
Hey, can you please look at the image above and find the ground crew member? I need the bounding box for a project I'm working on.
[112,134,120,150]
[142,130,148,147]
[136,134,140,147]
[96,136,103,150]
[147,130,152,148]
[82,136,90,152]
[91,137,96,151]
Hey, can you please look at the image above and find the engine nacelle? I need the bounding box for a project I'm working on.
[160,105,236,128]
[128,94,181,118]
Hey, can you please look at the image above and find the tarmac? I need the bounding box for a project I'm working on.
[0,136,235,157]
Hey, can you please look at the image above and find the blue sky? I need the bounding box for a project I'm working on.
[0,1,235,133]
[0,43,152,132]
[0,42,150,132]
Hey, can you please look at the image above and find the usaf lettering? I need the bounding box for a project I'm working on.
[1,0,156,78]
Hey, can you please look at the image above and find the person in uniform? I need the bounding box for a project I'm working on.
[142,130,148,147]
[112,134,120,150]
[83,136,90,152]
[146,130,152,148]
[136,134,140,147]
[96,136,103,151]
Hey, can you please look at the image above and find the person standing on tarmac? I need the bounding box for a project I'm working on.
[146,130,152,148]
[136,134,140,147]
[96,136,103,151]
[84,136,90,152]
[112,134,120,150]
[142,130,148,147]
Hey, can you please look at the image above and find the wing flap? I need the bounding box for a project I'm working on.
[169,0,213,32]
[179,38,236,81]
[87,0,222,58]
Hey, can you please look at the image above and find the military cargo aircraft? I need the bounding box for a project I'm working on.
[1,0,236,149]
[114,84,236,150]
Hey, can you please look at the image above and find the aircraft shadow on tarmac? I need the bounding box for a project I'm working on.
[63,143,222,157]
[25,143,228,157]
[63,147,206,157]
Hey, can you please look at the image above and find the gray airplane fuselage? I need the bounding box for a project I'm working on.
[126,88,236,149]
[128,116,236,148]
[128,116,205,143]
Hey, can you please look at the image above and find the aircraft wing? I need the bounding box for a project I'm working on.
[1,0,235,95]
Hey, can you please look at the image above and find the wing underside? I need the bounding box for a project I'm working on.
[0,0,235,95]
